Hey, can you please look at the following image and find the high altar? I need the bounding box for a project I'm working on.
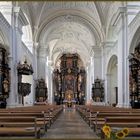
[53,53,86,106]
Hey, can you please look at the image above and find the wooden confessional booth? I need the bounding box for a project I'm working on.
[53,53,86,107]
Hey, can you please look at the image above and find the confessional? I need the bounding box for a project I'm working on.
[53,53,86,106]
[0,45,10,108]
[35,78,48,102]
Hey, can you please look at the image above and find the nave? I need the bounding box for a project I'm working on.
[44,108,98,139]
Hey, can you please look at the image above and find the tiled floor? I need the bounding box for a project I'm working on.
[43,108,99,139]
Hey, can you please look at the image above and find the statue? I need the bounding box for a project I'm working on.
[3,78,9,93]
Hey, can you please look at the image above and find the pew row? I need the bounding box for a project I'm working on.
[0,117,41,138]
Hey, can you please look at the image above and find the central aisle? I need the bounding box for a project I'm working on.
[44,108,98,139]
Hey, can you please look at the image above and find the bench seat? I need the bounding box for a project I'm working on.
[0,127,40,138]
[129,128,140,135]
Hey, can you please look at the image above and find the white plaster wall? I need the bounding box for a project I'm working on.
[94,50,102,79]
[37,56,46,78]
[110,66,117,104]
[20,42,33,63]
[37,48,47,79]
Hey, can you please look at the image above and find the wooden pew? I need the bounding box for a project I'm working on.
[0,105,63,138]
[105,116,140,127]
[100,116,140,138]
[91,112,140,131]
[76,105,140,133]
[0,105,63,128]
[128,128,140,136]
[0,112,49,132]
[0,116,41,138]
[0,127,40,137]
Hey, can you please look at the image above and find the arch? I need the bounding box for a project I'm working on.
[129,26,140,54]
[107,55,118,74]
[36,10,105,44]
[107,55,118,106]
[21,11,33,53]
[50,38,90,68]
[106,2,121,41]
[37,13,101,69]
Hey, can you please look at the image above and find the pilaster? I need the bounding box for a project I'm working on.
[105,74,111,105]
[86,66,90,104]
[93,47,102,79]
[115,6,130,108]
[7,5,29,107]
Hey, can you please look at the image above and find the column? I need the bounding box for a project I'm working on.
[86,66,90,104]
[101,42,114,105]
[7,4,29,107]
[105,74,111,105]
[31,42,38,103]
[7,6,20,107]
[94,48,102,79]
[45,56,53,104]
[101,43,107,104]
[37,48,46,78]
[117,6,129,107]
[47,65,53,104]
[86,55,94,104]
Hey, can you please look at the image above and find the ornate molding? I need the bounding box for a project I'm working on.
[37,10,103,45]
[0,12,10,46]
[0,12,10,30]
[13,6,28,27]
[128,11,140,47]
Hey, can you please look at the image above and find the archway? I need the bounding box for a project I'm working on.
[107,55,118,106]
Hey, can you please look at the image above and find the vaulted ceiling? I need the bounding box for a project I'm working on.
[19,1,121,68]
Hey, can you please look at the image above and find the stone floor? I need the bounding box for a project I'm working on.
[43,108,99,139]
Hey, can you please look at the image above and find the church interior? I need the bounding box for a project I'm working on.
[0,1,140,139]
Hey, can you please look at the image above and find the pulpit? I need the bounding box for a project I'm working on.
[17,60,33,105]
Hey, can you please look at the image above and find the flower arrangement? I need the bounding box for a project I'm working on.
[102,124,129,139]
